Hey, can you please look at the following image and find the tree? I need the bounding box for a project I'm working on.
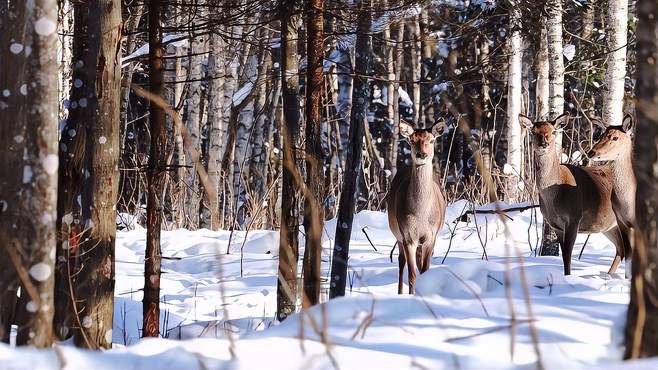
[144,0,166,338]
[540,0,565,257]
[602,0,628,126]
[329,0,372,299]
[53,0,122,349]
[206,3,226,231]
[624,0,658,358]
[0,0,59,347]
[302,0,325,307]
[506,6,523,203]
[277,0,302,321]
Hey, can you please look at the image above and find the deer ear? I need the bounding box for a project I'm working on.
[431,119,447,137]
[553,113,570,131]
[518,114,533,129]
[399,120,415,139]
[588,116,606,129]
[622,114,634,133]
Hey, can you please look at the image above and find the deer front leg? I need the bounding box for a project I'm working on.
[559,224,579,275]
[398,241,406,294]
[406,241,418,294]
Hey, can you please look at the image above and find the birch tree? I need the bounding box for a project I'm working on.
[624,0,658,358]
[540,0,565,257]
[0,0,59,347]
[206,15,226,231]
[184,16,206,229]
[506,7,523,202]
[602,0,628,126]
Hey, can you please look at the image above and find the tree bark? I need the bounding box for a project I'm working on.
[277,0,302,321]
[546,0,564,144]
[541,0,564,257]
[506,8,523,203]
[0,0,59,347]
[206,14,226,231]
[144,0,166,338]
[536,17,550,120]
[624,0,658,358]
[602,0,628,126]
[329,0,371,299]
[302,0,325,307]
[183,22,205,229]
[53,0,121,349]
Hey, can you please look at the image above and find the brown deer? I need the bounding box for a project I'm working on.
[587,114,636,276]
[388,120,447,294]
[519,114,627,275]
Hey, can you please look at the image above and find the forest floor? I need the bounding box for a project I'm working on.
[3,201,657,369]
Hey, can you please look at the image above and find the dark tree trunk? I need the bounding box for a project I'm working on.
[144,0,166,338]
[53,0,122,349]
[624,0,658,358]
[276,0,302,321]
[329,0,372,299]
[302,0,325,307]
[0,0,59,348]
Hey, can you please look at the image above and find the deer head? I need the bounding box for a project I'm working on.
[588,114,634,162]
[399,119,447,166]
[519,113,570,154]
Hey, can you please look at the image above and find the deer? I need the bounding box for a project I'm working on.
[387,119,447,294]
[587,114,636,277]
[519,114,628,276]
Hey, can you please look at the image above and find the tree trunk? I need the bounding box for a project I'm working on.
[0,0,58,347]
[602,0,628,126]
[536,17,550,120]
[302,0,325,307]
[53,0,121,349]
[546,0,564,144]
[276,0,302,321]
[206,12,226,231]
[506,8,523,203]
[624,0,658,358]
[541,0,564,257]
[249,31,273,211]
[183,25,205,229]
[329,0,371,299]
[144,0,166,338]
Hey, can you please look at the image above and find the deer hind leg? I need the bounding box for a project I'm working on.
[618,224,633,279]
[397,240,406,294]
[419,237,435,274]
[559,224,579,275]
[603,227,624,274]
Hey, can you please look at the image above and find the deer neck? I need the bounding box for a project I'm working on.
[534,148,561,191]
[610,147,636,201]
[409,162,435,201]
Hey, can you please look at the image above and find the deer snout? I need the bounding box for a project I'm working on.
[587,149,596,158]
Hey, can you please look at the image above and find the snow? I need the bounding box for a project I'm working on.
[121,35,188,66]
[231,81,254,106]
[28,263,51,282]
[0,201,649,369]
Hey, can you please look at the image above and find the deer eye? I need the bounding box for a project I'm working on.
[613,136,619,141]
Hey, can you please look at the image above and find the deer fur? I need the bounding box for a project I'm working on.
[387,120,447,294]
[520,114,626,275]
[587,114,636,276]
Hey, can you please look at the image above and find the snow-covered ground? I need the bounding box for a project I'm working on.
[2,201,655,369]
